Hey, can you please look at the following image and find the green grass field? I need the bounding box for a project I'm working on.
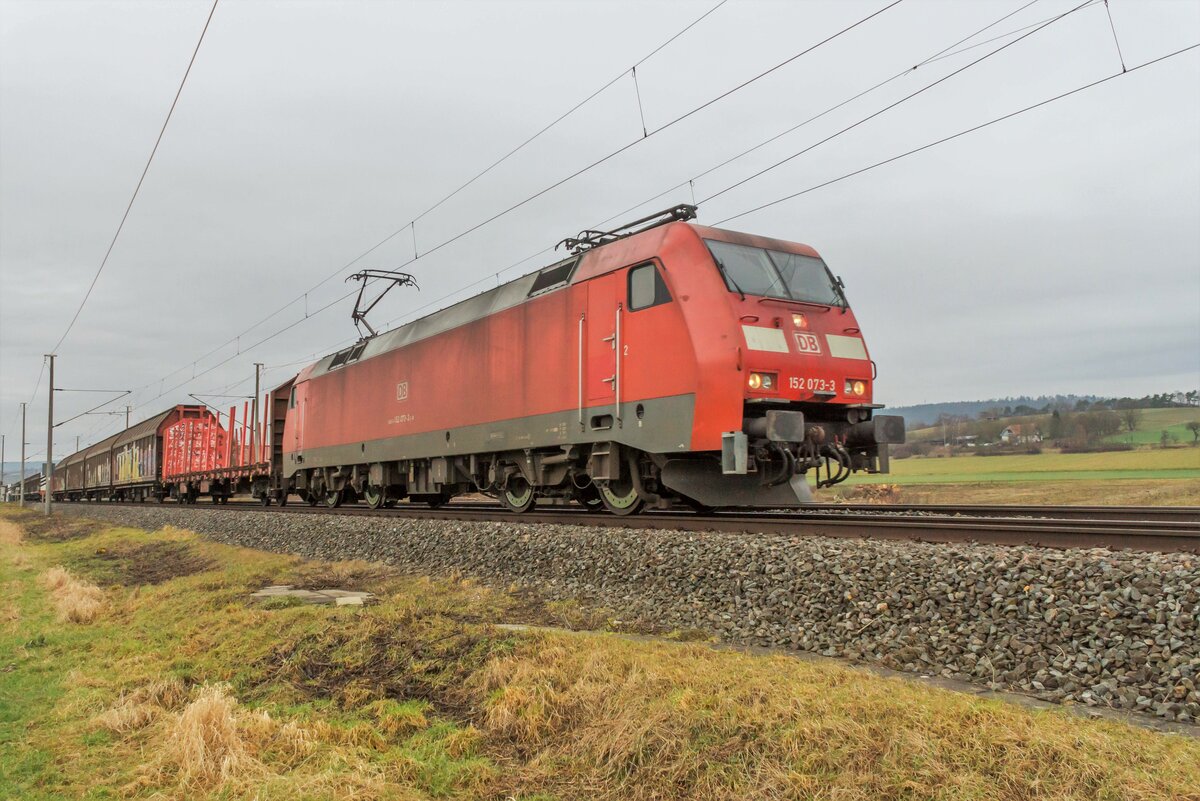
[1105,408,1200,445]
[848,446,1200,485]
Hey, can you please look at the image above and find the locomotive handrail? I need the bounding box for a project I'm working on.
[578,313,584,430]
[615,303,623,427]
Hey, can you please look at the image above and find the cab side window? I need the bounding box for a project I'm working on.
[628,263,671,311]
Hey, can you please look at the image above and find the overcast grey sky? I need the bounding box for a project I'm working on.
[1,0,1198,462]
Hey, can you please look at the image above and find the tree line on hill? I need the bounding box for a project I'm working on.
[893,390,1200,459]
[901,390,1199,431]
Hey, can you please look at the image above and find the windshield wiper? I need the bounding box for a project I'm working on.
[714,258,746,301]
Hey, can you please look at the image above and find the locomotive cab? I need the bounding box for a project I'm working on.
[671,231,904,505]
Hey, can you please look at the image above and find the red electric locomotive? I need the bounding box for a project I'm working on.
[276,206,903,514]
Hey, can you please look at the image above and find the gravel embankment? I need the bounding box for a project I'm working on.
[53,504,1199,722]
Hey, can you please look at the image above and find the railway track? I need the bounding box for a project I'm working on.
[51,499,1200,553]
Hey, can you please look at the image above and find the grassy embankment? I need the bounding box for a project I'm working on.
[2,507,1198,800]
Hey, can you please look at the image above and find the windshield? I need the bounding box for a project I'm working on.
[705,239,846,307]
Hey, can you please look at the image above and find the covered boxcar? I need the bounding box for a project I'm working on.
[83,432,120,500]
[61,450,86,501]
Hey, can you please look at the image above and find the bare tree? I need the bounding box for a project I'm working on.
[1120,407,1142,432]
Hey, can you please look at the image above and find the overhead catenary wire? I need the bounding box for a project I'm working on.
[585,0,1065,232]
[336,0,904,279]
[1103,0,1127,72]
[698,0,1095,206]
[129,0,734,400]
[124,0,1100,418]
[49,0,219,355]
[714,43,1200,225]
[124,0,902,411]
[305,0,1152,375]
[410,0,731,226]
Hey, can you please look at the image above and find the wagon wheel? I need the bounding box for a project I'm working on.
[260,493,272,507]
[500,477,537,514]
[598,477,644,516]
[362,485,385,510]
[324,488,344,509]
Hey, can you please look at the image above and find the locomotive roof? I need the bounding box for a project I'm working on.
[301,222,819,382]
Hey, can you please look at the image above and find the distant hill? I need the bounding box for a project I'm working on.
[888,396,1100,428]
[891,391,1198,429]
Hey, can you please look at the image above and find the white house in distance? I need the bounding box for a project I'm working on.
[999,424,1042,444]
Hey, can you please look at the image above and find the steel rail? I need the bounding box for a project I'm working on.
[803,503,1200,524]
[48,499,1200,553]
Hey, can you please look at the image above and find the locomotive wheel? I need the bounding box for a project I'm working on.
[306,492,318,507]
[363,485,385,509]
[598,479,644,516]
[277,491,288,507]
[500,478,536,514]
[324,489,344,509]
[260,493,272,507]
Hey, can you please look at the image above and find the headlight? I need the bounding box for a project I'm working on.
[748,372,776,391]
[844,379,867,396]
[792,313,808,329]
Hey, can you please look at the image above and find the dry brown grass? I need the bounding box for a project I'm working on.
[39,565,104,623]
[93,677,189,733]
[0,518,24,546]
[1,519,32,572]
[124,683,327,795]
[474,633,1200,801]
[165,684,261,787]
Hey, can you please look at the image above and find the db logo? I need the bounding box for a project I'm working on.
[396,381,409,402]
[793,333,822,354]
